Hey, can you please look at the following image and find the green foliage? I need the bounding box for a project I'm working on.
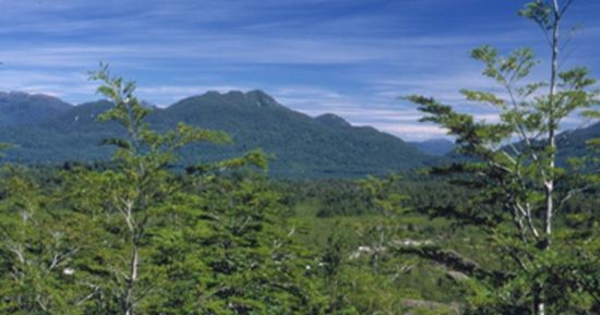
[4,152,595,315]
[0,166,102,315]
[0,158,501,315]
[180,175,321,315]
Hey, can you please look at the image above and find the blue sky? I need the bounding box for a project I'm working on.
[1,0,599,140]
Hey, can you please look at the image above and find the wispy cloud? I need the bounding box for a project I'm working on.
[375,124,449,141]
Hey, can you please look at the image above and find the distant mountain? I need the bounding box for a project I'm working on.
[555,122,600,165]
[431,123,600,167]
[409,138,455,156]
[0,90,429,177]
[0,91,72,126]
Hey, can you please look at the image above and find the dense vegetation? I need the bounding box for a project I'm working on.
[1,156,597,314]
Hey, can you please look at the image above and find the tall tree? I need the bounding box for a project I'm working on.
[403,1,599,314]
[88,64,231,315]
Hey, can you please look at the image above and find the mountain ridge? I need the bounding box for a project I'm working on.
[1,90,597,177]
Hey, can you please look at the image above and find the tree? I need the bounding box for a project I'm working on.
[87,64,231,315]
[403,1,599,314]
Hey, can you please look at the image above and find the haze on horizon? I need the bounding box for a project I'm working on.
[1,0,599,140]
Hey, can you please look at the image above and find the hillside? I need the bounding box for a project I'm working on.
[0,90,429,177]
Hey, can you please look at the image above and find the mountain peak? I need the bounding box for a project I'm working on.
[315,113,351,128]
[0,91,72,110]
[244,90,281,108]
[0,91,73,126]
[173,90,283,110]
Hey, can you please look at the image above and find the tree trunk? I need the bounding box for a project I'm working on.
[123,247,139,315]
[537,2,562,315]
[537,301,545,315]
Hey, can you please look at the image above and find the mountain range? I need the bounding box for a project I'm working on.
[0,90,597,177]
[0,90,434,177]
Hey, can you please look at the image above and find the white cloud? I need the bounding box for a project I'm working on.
[373,123,449,141]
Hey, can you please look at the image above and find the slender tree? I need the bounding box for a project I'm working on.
[403,1,599,314]
[88,64,231,315]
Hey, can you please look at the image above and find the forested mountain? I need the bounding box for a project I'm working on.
[159,91,429,176]
[0,90,428,177]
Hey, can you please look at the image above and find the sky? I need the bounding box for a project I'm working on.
[1,0,599,140]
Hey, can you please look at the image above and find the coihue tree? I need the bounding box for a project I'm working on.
[87,64,231,315]
[403,1,599,314]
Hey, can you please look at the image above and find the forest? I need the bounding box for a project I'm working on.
[1,1,599,315]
